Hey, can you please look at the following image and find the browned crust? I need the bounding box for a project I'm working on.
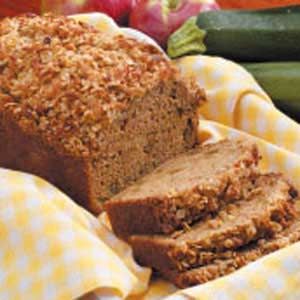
[0,14,205,213]
[105,139,260,236]
[0,109,94,209]
[0,14,185,157]
[129,174,297,272]
[161,215,300,288]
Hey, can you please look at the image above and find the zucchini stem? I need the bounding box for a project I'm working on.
[167,17,207,58]
[168,0,180,9]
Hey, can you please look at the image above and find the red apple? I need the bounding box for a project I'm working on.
[129,0,219,48]
[42,0,85,15]
[42,0,137,25]
[82,0,135,24]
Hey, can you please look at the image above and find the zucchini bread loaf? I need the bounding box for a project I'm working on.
[0,14,205,213]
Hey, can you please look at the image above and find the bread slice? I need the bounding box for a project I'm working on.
[0,14,205,214]
[161,212,300,288]
[105,139,260,236]
[129,174,297,272]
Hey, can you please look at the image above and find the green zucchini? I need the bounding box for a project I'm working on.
[241,62,300,118]
[167,6,300,61]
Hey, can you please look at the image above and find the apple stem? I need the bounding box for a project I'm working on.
[168,0,180,10]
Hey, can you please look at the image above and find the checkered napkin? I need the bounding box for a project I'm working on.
[0,169,151,300]
[1,12,300,300]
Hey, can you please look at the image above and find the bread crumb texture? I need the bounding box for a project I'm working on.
[0,14,187,156]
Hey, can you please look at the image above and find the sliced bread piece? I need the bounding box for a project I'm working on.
[161,212,300,288]
[105,139,260,236]
[129,174,297,272]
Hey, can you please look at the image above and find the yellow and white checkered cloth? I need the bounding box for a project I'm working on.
[1,12,300,300]
[0,169,151,300]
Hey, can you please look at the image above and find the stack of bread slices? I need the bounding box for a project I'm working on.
[105,139,300,288]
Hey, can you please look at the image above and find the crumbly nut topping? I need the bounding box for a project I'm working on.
[157,158,258,234]
[165,216,300,288]
[0,14,178,156]
[161,174,298,271]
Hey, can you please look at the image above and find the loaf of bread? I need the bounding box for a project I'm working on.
[105,139,260,236]
[0,14,205,213]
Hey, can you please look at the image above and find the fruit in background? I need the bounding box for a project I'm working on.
[83,0,136,24]
[218,0,300,9]
[129,0,219,48]
[42,0,136,25]
[0,2,39,17]
[41,0,83,15]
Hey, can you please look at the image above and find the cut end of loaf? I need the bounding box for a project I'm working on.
[161,208,300,288]
[90,78,205,213]
[128,173,298,273]
[105,138,260,235]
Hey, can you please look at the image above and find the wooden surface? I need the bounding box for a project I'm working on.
[0,0,40,17]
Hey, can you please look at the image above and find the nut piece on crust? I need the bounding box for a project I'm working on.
[129,174,297,272]
[105,139,260,236]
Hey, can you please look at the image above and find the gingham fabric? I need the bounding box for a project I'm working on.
[176,55,300,156]
[1,12,300,300]
[0,169,151,300]
[165,243,300,300]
